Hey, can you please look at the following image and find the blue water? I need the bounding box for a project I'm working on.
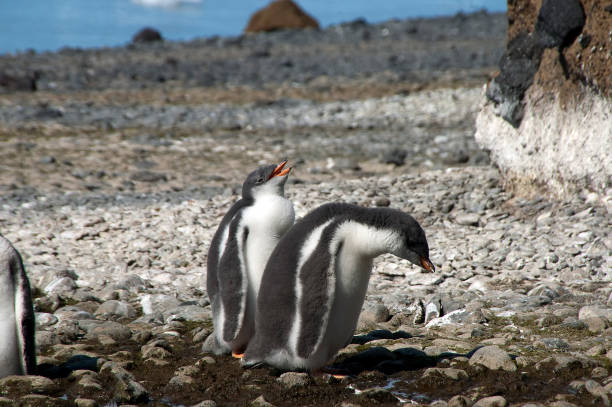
[0,0,506,55]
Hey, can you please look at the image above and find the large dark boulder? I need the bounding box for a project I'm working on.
[0,71,38,92]
[132,27,163,44]
[535,0,585,48]
[245,0,319,33]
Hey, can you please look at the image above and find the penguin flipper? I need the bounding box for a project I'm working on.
[217,219,249,343]
[294,228,338,359]
[9,242,36,374]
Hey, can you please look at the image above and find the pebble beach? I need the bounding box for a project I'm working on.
[0,11,611,407]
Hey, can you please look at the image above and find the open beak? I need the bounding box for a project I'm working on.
[420,257,435,272]
[268,160,292,179]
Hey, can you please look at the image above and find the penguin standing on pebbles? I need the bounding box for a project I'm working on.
[207,161,294,356]
[243,202,435,372]
[0,235,36,378]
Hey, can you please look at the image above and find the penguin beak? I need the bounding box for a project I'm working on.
[268,160,292,179]
[420,257,435,272]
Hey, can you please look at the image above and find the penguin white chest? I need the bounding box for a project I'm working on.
[0,271,21,377]
[242,194,294,290]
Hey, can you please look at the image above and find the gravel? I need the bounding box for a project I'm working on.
[0,10,610,407]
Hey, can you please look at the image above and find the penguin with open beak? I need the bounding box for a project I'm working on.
[0,234,36,378]
[243,202,434,372]
[207,160,295,357]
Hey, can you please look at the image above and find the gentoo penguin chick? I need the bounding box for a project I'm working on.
[207,161,295,356]
[243,202,434,372]
[0,234,36,378]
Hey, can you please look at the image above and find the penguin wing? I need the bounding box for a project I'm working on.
[8,241,36,374]
[207,199,251,307]
[295,226,338,359]
[217,216,249,343]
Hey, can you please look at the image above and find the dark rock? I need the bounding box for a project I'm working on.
[33,106,63,119]
[245,0,319,33]
[577,33,591,48]
[39,156,56,164]
[381,148,407,166]
[535,0,585,48]
[0,71,37,92]
[132,27,163,43]
[374,197,391,207]
[486,0,587,128]
[351,329,411,345]
[130,171,168,183]
[486,32,543,127]
[357,387,397,403]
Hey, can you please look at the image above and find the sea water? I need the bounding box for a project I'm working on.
[0,0,506,55]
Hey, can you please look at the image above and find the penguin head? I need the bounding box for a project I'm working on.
[388,211,435,273]
[242,160,291,200]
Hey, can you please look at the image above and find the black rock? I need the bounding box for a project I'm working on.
[381,148,407,166]
[486,31,544,127]
[351,329,412,345]
[535,0,585,48]
[0,71,38,92]
[132,27,163,44]
[130,171,168,183]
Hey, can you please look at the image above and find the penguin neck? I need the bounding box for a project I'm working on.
[334,220,401,259]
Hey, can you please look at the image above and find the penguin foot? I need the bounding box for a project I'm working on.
[317,366,352,379]
[231,351,245,359]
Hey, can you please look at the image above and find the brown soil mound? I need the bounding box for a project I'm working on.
[245,0,319,33]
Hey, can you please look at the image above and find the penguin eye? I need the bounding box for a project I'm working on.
[255,177,265,185]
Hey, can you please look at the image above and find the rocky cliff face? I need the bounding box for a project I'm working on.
[475,0,611,203]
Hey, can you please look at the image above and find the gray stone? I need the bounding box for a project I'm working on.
[94,300,137,320]
[99,361,149,403]
[35,313,58,329]
[251,395,275,407]
[448,395,473,407]
[191,401,217,407]
[584,379,610,407]
[454,213,480,226]
[15,395,68,406]
[582,317,609,333]
[140,294,181,315]
[44,276,77,296]
[277,372,312,388]
[0,375,57,395]
[423,367,468,381]
[538,337,569,350]
[82,320,132,341]
[472,396,507,407]
[469,346,517,372]
[164,305,212,323]
[579,306,612,322]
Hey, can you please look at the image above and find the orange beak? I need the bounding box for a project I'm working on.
[268,160,291,179]
[420,257,435,272]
